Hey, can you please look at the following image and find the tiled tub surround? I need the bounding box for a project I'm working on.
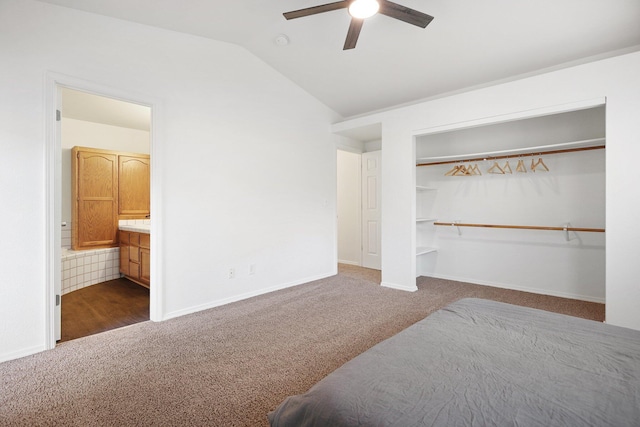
[61,247,120,295]
[60,220,150,294]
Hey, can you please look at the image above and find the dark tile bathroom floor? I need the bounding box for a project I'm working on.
[60,278,149,342]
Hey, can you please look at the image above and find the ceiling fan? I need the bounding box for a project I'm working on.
[283,0,434,50]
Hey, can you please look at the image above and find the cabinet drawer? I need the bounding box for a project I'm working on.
[140,233,150,249]
[129,232,140,247]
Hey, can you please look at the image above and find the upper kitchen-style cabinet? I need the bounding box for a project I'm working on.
[72,147,119,250]
[118,155,150,218]
[72,147,150,250]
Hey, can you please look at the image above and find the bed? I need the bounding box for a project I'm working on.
[268,298,640,426]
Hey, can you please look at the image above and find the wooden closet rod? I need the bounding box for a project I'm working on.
[433,222,605,233]
[417,145,605,167]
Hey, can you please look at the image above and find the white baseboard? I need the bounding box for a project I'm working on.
[0,344,47,364]
[338,259,361,266]
[381,281,418,292]
[163,271,336,321]
[421,273,605,304]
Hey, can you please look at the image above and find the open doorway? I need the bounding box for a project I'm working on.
[59,87,151,342]
[337,149,362,266]
[336,147,381,271]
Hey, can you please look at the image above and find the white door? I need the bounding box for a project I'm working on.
[361,150,381,270]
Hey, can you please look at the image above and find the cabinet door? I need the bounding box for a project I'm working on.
[140,248,151,286]
[119,244,130,276]
[128,261,140,280]
[73,148,118,249]
[139,233,150,250]
[119,230,130,276]
[129,232,140,263]
[118,155,150,218]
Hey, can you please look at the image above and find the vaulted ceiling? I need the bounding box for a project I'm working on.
[38,0,640,119]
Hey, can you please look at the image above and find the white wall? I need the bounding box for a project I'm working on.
[364,139,382,152]
[0,0,339,362]
[334,51,640,330]
[62,118,150,153]
[61,118,150,224]
[337,150,361,265]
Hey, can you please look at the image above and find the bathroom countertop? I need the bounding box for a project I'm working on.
[119,224,150,234]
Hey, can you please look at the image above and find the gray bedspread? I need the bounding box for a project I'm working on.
[268,298,640,426]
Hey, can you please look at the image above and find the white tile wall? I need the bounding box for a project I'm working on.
[60,219,150,294]
[119,219,151,227]
[61,247,120,295]
[61,221,72,249]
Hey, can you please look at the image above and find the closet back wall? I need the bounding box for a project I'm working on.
[416,108,605,302]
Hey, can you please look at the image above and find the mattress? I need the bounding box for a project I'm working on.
[268,298,640,426]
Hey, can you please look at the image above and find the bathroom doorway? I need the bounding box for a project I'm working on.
[336,148,382,271]
[58,87,151,341]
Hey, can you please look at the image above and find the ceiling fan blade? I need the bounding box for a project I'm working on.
[283,1,350,20]
[378,0,434,28]
[343,18,364,50]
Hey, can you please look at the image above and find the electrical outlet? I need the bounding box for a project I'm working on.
[249,264,256,275]
[228,268,235,279]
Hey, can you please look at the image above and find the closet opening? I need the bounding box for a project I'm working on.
[414,104,606,305]
[337,149,362,267]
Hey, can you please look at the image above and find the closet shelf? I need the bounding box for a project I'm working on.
[416,138,605,166]
[416,246,437,256]
[417,218,437,223]
[416,185,436,191]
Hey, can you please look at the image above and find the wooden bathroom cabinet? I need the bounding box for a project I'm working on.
[118,154,150,218]
[119,230,150,288]
[72,147,119,250]
[72,146,150,250]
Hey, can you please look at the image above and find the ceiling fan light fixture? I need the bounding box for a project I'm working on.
[283,0,433,50]
[348,0,379,19]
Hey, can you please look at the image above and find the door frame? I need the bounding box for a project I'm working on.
[44,71,164,349]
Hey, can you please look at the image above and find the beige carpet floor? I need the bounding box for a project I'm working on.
[0,265,604,426]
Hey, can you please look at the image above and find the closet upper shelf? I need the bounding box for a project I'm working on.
[417,218,437,223]
[416,138,605,166]
[416,246,437,256]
